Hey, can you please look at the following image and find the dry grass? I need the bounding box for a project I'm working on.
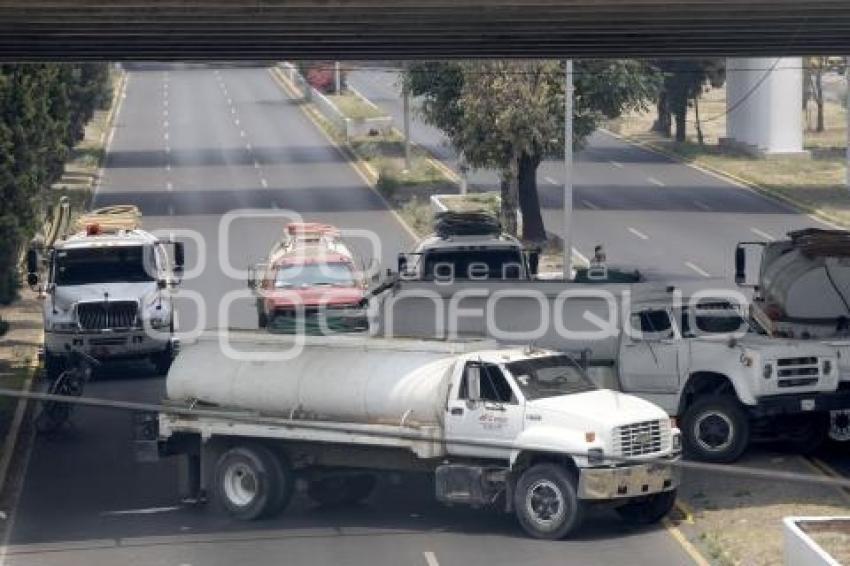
[615,84,850,227]
[326,92,385,120]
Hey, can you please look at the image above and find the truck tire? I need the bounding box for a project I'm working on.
[214,444,294,520]
[151,350,173,376]
[616,489,677,525]
[682,396,750,463]
[44,355,65,381]
[513,463,585,540]
[784,413,829,454]
[307,473,376,507]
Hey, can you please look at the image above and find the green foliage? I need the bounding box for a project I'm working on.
[651,59,725,141]
[0,63,111,304]
[405,60,658,240]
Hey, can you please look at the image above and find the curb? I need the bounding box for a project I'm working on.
[602,128,848,231]
[268,67,419,241]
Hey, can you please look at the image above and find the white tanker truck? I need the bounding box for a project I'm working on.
[136,332,681,539]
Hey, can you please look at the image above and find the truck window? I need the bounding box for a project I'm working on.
[423,250,524,280]
[54,246,156,285]
[506,355,596,400]
[274,262,354,287]
[680,303,747,337]
[459,363,515,404]
[631,309,674,340]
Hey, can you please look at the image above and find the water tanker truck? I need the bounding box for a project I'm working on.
[137,332,681,539]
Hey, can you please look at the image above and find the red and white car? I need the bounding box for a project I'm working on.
[249,223,368,333]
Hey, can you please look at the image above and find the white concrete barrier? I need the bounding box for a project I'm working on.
[783,516,846,566]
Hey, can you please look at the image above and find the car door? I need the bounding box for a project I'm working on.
[618,308,682,393]
[445,361,525,460]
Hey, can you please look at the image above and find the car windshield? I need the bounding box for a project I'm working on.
[54,246,155,285]
[422,249,524,280]
[506,355,596,400]
[274,262,355,287]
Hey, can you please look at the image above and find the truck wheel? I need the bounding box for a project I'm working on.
[616,490,677,525]
[307,473,376,507]
[682,396,750,463]
[214,444,293,520]
[513,463,584,540]
[44,355,65,381]
[784,413,829,454]
[151,351,173,376]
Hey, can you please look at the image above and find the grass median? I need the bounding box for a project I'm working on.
[614,85,850,228]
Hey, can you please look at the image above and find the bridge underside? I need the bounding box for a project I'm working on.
[1,1,849,60]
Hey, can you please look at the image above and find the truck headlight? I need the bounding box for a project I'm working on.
[763,363,773,379]
[587,448,605,465]
[823,360,833,375]
[672,431,682,454]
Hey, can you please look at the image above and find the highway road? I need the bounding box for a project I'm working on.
[2,65,698,566]
[348,67,826,279]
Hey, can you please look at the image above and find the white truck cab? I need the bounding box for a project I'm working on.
[28,206,184,377]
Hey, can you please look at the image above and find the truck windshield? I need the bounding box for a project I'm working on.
[275,262,355,287]
[679,303,748,336]
[422,249,524,280]
[54,246,155,285]
[506,355,596,400]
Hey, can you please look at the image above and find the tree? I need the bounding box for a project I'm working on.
[803,57,838,133]
[651,60,725,142]
[0,63,110,304]
[406,60,657,242]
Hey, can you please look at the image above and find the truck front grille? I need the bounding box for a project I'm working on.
[776,356,820,388]
[77,301,139,330]
[612,419,670,458]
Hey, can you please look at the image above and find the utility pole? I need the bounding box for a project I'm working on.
[846,57,850,190]
[334,61,341,94]
[402,64,412,171]
[563,59,574,279]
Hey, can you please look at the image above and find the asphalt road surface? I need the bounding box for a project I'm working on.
[3,65,697,566]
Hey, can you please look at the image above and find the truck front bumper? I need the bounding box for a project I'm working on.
[577,459,680,500]
[45,329,176,360]
[750,387,850,418]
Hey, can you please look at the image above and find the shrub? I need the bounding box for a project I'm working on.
[0,316,9,337]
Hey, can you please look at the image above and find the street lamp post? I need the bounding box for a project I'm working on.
[563,59,574,279]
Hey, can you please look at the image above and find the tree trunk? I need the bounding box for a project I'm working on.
[674,107,687,142]
[499,174,518,237]
[815,68,825,133]
[694,96,704,146]
[652,93,672,137]
[517,152,546,243]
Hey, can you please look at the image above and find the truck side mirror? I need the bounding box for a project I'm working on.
[734,246,746,286]
[466,365,481,403]
[26,248,38,275]
[526,248,540,277]
[174,241,185,270]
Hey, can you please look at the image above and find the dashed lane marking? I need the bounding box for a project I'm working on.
[544,176,559,185]
[648,176,666,187]
[628,227,649,240]
[102,506,181,517]
[166,182,173,192]
[750,227,775,241]
[423,551,439,566]
[685,261,711,277]
[692,200,712,211]
[581,199,600,210]
[610,160,624,168]
[260,178,268,188]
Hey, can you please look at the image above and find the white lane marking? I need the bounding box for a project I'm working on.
[166,164,172,172]
[240,130,246,138]
[102,506,181,517]
[231,107,237,115]
[423,551,439,566]
[581,199,599,210]
[166,182,173,192]
[234,118,240,126]
[163,99,168,107]
[163,109,168,117]
[246,143,252,151]
[163,132,169,141]
[254,161,260,169]
[260,178,268,188]
[610,160,624,168]
[227,98,233,106]
[750,227,775,241]
[692,199,712,211]
[685,261,711,277]
[163,120,169,128]
[544,176,559,185]
[648,176,666,187]
[628,227,649,240]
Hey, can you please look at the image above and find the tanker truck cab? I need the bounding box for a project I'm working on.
[143,335,680,539]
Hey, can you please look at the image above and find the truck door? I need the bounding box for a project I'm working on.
[619,308,682,393]
[445,361,524,460]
